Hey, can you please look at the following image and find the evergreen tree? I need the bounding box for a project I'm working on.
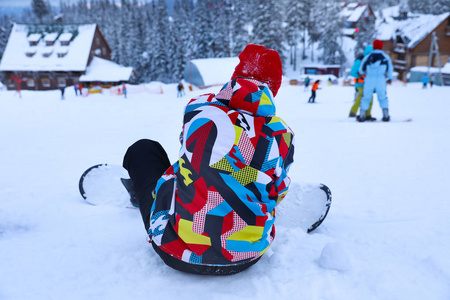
[31,0,50,23]
[193,0,215,58]
[252,0,286,62]
[354,15,376,56]
[317,0,346,66]
[285,0,307,70]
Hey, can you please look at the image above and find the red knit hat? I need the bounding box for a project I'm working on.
[373,39,383,50]
[232,44,283,96]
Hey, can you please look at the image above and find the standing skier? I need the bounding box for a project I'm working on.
[122,44,294,275]
[349,45,375,120]
[358,40,393,122]
[308,80,320,103]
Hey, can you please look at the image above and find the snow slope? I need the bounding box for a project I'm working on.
[0,80,449,300]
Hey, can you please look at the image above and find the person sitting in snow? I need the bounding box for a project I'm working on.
[358,39,393,122]
[122,44,295,275]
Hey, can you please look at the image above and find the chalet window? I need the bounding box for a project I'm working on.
[7,79,16,88]
[29,41,38,46]
[57,51,68,58]
[27,79,35,88]
[46,41,55,46]
[102,47,107,54]
[60,41,70,46]
[57,78,66,87]
[41,78,51,88]
[95,37,101,46]
[26,52,36,57]
[42,49,53,58]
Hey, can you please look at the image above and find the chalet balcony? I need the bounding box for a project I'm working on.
[393,59,407,70]
[394,44,407,53]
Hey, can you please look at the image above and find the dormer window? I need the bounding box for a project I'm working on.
[57,48,68,58]
[27,33,41,46]
[25,48,37,57]
[44,33,58,46]
[42,49,53,57]
[59,33,73,46]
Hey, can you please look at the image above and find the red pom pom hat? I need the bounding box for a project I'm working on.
[232,44,283,96]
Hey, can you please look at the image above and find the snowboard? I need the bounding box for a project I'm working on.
[276,182,332,233]
[78,164,332,233]
[345,117,412,123]
[78,164,137,208]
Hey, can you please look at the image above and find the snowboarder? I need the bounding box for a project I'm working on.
[349,45,375,121]
[358,39,393,122]
[308,80,320,103]
[177,82,185,97]
[421,74,428,89]
[74,84,79,96]
[122,44,294,275]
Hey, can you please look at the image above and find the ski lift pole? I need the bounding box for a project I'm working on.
[427,32,444,85]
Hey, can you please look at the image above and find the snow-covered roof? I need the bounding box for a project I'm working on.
[340,3,371,23]
[377,10,449,49]
[0,23,97,72]
[189,57,239,86]
[78,56,134,82]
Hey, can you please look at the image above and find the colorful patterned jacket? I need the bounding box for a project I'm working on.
[149,77,295,266]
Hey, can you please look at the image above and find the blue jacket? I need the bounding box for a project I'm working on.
[351,45,373,88]
[359,49,393,80]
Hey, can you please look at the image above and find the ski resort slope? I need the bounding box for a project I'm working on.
[0,81,449,300]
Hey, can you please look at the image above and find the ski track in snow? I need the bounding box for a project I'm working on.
[0,80,449,300]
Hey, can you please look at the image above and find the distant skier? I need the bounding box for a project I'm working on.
[74,84,79,96]
[308,80,320,103]
[429,74,435,88]
[122,44,294,275]
[60,86,65,100]
[349,45,375,121]
[421,75,428,89]
[11,73,26,98]
[304,76,310,91]
[177,82,184,97]
[358,39,393,122]
[122,84,127,98]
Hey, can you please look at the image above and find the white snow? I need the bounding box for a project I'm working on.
[1,77,450,299]
[79,56,134,82]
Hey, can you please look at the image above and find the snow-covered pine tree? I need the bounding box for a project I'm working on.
[228,0,250,56]
[252,0,286,62]
[152,0,171,82]
[31,0,50,23]
[171,0,194,82]
[285,0,307,70]
[193,0,216,58]
[354,13,376,56]
[316,0,346,66]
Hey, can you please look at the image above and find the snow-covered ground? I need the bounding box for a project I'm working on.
[1,80,449,300]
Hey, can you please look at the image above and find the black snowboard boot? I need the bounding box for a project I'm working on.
[382,108,390,122]
[121,178,138,207]
[357,109,366,122]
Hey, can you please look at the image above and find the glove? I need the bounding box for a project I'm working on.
[387,79,392,85]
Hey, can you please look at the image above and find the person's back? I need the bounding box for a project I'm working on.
[145,44,294,274]
[358,40,393,122]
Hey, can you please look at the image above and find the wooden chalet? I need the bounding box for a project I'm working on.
[377,12,450,81]
[0,23,133,91]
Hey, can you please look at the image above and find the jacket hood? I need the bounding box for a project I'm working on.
[215,77,276,117]
[364,45,373,56]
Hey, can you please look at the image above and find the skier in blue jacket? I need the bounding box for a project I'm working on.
[358,39,393,122]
